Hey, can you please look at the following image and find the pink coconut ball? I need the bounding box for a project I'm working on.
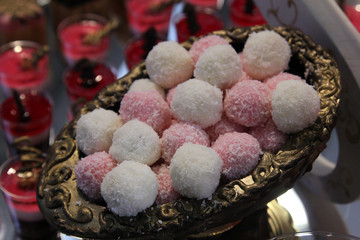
[166,86,176,107]
[249,119,287,153]
[189,35,230,64]
[263,72,303,92]
[224,80,271,127]
[154,164,181,205]
[74,151,117,200]
[161,122,210,163]
[205,114,247,143]
[119,90,172,134]
[212,132,262,181]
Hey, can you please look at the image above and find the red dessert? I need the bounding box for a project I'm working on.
[230,0,266,27]
[344,3,360,33]
[184,0,219,9]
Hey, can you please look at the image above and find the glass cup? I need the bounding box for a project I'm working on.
[57,13,111,66]
[0,41,49,97]
[0,155,56,239]
[269,231,360,240]
[0,91,53,156]
[229,0,267,27]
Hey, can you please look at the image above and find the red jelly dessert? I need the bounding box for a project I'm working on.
[58,14,110,65]
[64,58,116,103]
[230,0,266,27]
[344,3,360,33]
[0,41,49,95]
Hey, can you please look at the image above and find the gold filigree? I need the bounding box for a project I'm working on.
[37,26,341,239]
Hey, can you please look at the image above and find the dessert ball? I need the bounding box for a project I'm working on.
[194,44,242,90]
[264,72,303,92]
[189,35,229,64]
[166,86,176,106]
[76,108,122,155]
[170,143,222,199]
[161,122,210,162]
[128,78,166,99]
[171,79,223,128]
[272,80,320,133]
[224,80,271,127]
[109,120,161,165]
[74,151,116,200]
[119,90,172,134]
[249,120,287,153]
[101,161,158,217]
[242,30,291,80]
[154,164,180,205]
[212,132,261,181]
[145,41,194,89]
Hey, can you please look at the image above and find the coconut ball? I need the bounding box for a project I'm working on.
[74,152,116,200]
[145,41,194,89]
[119,90,172,134]
[212,132,262,181]
[224,80,271,127]
[264,72,303,92]
[189,35,230,64]
[272,80,320,133]
[128,78,166,99]
[76,108,122,155]
[166,86,176,107]
[171,79,223,128]
[242,30,291,80]
[161,122,210,162]
[170,143,222,199]
[194,44,242,90]
[154,164,181,205]
[109,119,161,165]
[101,161,158,217]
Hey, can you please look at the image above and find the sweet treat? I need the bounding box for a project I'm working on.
[249,120,287,153]
[109,119,161,165]
[263,72,302,93]
[145,41,194,89]
[189,35,229,64]
[242,30,291,80]
[101,161,159,217]
[154,164,181,205]
[166,86,176,106]
[212,132,261,181]
[271,80,320,134]
[224,80,271,127]
[128,78,165,99]
[75,108,122,155]
[171,79,223,128]
[119,91,172,134]
[74,151,116,200]
[194,44,242,90]
[161,122,210,162]
[170,143,222,199]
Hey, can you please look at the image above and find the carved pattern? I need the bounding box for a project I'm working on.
[37,26,341,239]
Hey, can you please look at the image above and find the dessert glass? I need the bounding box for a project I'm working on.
[229,0,267,27]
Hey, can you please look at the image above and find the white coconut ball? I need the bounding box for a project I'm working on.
[194,44,242,90]
[109,119,161,165]
[171,79,223,128]
[271,80,320,133]
[243,30,291,80]
[76,108,122,155]
[128,78,166,99]
[170,143,222,199]
[145,41,194,89]
[101,161,158,217]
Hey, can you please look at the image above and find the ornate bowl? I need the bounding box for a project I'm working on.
[37,26,341,239]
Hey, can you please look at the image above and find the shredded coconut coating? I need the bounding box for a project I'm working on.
[170,143,222,199]
[194,44,242,90]
[75,152,116,200]
[271,80,320,133]
[119,91,172,134]
[263,72,303,92]
[166,86,176,107]
[109,120,161,165]
[212,132,262,181]
[189,35,229,64]
[76,108,122,155]
[128,78,166,99]
[101,161,158,217]
[145,41,194,89]
[161,122,210,162]
[224,80,271,127]
[155,164,181,205]
[249,119,287,153]
[243,30,291,80]
[171,79,223,128]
